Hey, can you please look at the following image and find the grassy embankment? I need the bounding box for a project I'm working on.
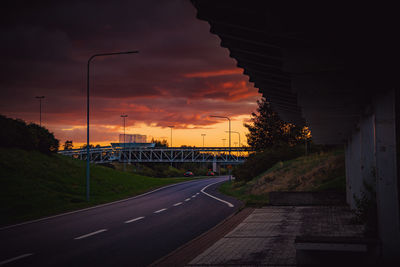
[220,149,345,206]
[0,148,192,226]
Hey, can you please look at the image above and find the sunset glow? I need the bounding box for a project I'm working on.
[0,1,260,149]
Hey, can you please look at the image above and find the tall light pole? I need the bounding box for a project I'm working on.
[168,126,174,167]
[121,114,128,172]
[168,126,174,147]
[201,134,206,147]
[210,115,231,155]
[86,50,138,201]
[35,96,45,127]
[225,131,241,147]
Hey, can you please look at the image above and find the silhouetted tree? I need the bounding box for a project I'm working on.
[63,140,73,150]
[0,114,59,154]
[245,98,309,151]
[151,138,168,148]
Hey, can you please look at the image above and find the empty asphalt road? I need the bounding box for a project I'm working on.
[0,176,241,266]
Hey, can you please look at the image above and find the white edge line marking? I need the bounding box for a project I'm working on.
[0,178,216,231]
[74,229,107,240]
[185,198,191,201]
[201,181,234,208]
[0,253,34,266]
[173,202,182,206]
[154,208,167,213]
[125,216,145,224]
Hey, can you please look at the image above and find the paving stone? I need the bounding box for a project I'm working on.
[187,206,364,266]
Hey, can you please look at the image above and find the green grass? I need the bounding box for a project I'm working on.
[219,181,269,207]
[219,149,345,207]
[0,148,192,226]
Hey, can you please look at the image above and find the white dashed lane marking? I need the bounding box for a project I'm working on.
[173,202,182,206]
[154,208,167,213]
[185,198,191,202]
[0,253,34,266]
[74,229,107,240]
[124,216,145,224]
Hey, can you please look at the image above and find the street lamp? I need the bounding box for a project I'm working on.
[222,138,226,147]
[86,50,138,201]
[210,115,231,155]
[225,131,241,147]
[168,126,174,147]
[201,134,206,147]
[121,114,128,172]
[35,96,45,127]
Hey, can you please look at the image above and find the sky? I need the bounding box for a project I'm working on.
[0,0,260,148]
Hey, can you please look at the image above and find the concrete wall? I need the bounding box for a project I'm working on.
[345,89,400,262]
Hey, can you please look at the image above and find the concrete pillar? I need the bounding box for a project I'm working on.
[360,114,376,190]
[345,128,362,209]
[374,89,400,262]
[345,141,352,205]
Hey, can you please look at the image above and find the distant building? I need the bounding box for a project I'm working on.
[119,134,147,143]
[112,134,154,149]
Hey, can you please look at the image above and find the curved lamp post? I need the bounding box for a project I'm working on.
[210,115,231,155]
[86,50,138,201]
[225,130,241,147]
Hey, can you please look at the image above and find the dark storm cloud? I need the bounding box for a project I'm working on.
[0,0,259,139]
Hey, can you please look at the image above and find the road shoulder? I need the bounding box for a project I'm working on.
[150,207,254,267]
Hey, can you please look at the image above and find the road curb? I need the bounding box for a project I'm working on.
[150,206,254,267]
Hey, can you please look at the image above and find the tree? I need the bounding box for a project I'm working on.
[151,138,168,148]
[63,140,73,150]
[0,114,59,154]
[244,98,309,150]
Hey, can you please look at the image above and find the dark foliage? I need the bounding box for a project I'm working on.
[232,145,305,182]
[245,98,307,151]
[0,114,59,154]
[151,138,168,148]
[63,140,73,150]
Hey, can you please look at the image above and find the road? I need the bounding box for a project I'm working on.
[0,176,241,266]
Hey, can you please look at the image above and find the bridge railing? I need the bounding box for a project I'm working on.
[58,146,254,163]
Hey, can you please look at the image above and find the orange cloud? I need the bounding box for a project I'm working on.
[184,68,243,78]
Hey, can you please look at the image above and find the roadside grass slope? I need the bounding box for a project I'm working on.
[0,148,191,226]
[220,149,345,206]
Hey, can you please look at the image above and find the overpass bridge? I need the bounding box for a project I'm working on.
[58,147,254,164]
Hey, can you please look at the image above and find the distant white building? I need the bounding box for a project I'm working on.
[119,134,147,143]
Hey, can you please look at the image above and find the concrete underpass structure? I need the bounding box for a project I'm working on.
[191,1,400,262]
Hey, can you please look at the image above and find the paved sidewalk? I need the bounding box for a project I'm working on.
[187,206,364,266]
[151,208,254,267]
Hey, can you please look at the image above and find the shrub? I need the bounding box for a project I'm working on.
[232,144,304,182]
[0,115,59,154]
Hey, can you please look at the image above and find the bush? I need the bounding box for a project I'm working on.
[232,145,305,182]
[0,115,59,154]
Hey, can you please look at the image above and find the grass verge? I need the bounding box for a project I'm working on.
[219,149,345,207]
[0,148,192,226]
